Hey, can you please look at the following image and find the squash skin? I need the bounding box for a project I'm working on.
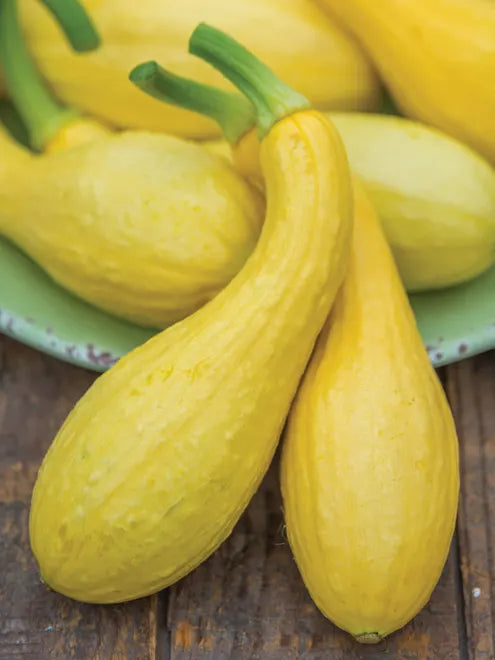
[43,117,112,153]
[281,182,459,640]
[29,111,353,603]
[317,0,495,163]
[330,114,495,291]
[210,111,495,291]
[17,0,380,138]
[0,128,263,328]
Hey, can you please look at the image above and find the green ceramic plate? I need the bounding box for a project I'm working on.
[1,95,494,372]
[1,235,494,372]
[0,237,154,370]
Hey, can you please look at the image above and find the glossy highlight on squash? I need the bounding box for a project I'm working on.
[281,182,459,640]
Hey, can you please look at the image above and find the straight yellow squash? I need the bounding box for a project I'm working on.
[281,181,459,641]
[17,0,381,138]
[317,0,495,162]
[29,27,353,603]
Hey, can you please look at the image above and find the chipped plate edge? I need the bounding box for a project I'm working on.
[0,306,120,371]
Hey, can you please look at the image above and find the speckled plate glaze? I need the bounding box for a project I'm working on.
[1,236,494,372]
[412,265,495,367]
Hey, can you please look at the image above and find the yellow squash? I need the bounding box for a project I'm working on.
[281,181,459,641]
[317,0,495,163]
[330,113,495,290]
[29,27,353,603]
[0,0,263,328]
[208,112,495,291]
[0,0,100,92]
[18,0,381,138]
[0,127,263,327]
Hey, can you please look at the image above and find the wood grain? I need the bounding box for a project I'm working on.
[446,353,495,660]
[166,456,464,659]
[0,336,157,660]
[2,330,493,659]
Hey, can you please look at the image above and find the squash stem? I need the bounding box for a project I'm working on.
[189,23,310,139]
[39,0,100,52]
[0,0,77,151]
[0,98,30,146]
[129,60,255,144]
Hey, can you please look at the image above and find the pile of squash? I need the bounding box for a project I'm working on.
[1,0,494,644]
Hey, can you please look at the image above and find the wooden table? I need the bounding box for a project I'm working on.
[1,333,493,659]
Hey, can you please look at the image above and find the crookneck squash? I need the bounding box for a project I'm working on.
[0,0,263,328]
[29,25,353,603]
[199,112,495,291]
[132,54,460,636]
[281,180,459,641]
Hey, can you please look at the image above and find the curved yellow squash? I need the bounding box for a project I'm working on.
[17,0,380,138]
[281,182,459,641]
[29,110,353,603]
[210,111,495,290]
[0,127,263,328]
[317,0,495,162]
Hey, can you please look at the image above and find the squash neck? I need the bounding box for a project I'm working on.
[196,110,352,365]
[338,179,412,330]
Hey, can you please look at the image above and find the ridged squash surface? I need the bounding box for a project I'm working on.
[317,0,495,162]
[215,112,495,290]
[0,129,263,328]
[17,0,380,137]
[29,111,353,603]
[281,182,459,640]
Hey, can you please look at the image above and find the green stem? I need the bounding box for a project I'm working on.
[130,61,254,144]
[189,23,310,139]
[39,0,100,52]
[0,98,30,147]
[0,0,77,150]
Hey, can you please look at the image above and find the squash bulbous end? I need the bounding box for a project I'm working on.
[354,632,383,644]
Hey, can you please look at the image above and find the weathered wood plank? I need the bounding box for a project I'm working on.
[446,353,495,660]
[167,453,464,659]
[0,336,157,660]
[3,329,487,659]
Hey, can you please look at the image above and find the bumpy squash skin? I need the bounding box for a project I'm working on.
[29,111,353,603]
[0,129,263,328]
[218,111,495,291]
[281,182,459,640]
[18,0,380,138]
[317,0,495,163]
